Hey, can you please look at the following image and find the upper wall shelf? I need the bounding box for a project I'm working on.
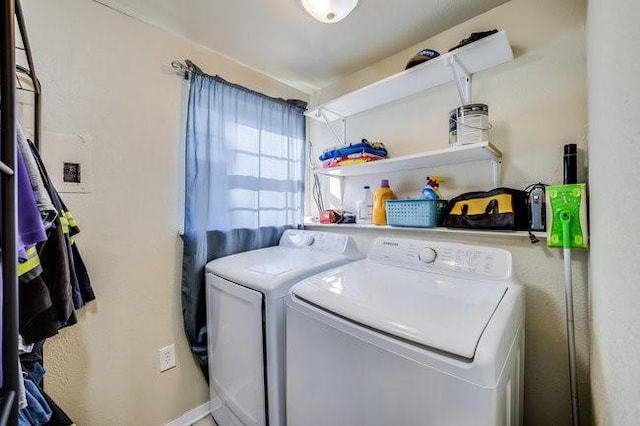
[314,141,502,178]
[306,30,513,122]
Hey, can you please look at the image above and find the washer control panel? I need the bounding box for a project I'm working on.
[369,237,512,280]
[279,230,360,258]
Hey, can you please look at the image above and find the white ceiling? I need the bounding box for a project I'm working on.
[94,0,509,93]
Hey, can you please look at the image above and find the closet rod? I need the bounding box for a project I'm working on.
[16,65,36,93]
[14,0,41,150]
[0,0,19,425]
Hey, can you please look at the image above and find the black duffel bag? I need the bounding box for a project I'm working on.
[441,187,529,231]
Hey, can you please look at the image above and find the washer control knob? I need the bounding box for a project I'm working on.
[418,247,437,264]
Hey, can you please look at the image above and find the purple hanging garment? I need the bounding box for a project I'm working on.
[16,147,47,258]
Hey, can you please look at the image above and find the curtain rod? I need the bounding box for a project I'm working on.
[171,59,202,80]
[169,59,308,111]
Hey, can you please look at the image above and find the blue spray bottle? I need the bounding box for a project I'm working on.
[420,176,442,200]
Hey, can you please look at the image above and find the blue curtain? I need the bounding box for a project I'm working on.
[181,71,306,378]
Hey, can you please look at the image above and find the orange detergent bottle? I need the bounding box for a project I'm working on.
[372,179,396,225]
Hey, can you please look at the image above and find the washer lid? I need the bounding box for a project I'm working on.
[291,260,508,359]
[206,246,356,299]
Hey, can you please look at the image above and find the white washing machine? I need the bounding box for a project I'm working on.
[286,237,525,426]
[205,229,361,426]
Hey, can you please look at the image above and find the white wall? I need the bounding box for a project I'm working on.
[587,0,640,424]
[19,0,307,424]
[307,0,589,424]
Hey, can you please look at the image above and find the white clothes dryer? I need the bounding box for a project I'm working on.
[286,237,525,426]
[205,229,361,426]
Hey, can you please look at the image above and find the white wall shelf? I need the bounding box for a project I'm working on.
[314,141,502,186]
[306,30,513,122]
[305,222,547,240]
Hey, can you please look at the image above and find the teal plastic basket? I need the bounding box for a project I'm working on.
[385,199,446,228]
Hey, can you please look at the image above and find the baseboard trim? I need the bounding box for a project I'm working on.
[165,401,211,426]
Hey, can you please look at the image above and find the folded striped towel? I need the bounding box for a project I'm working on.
[319,139,388,162]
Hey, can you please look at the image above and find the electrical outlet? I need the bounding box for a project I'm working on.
[159,344,176,372]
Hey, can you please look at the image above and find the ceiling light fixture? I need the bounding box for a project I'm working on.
[301,0,359,24]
